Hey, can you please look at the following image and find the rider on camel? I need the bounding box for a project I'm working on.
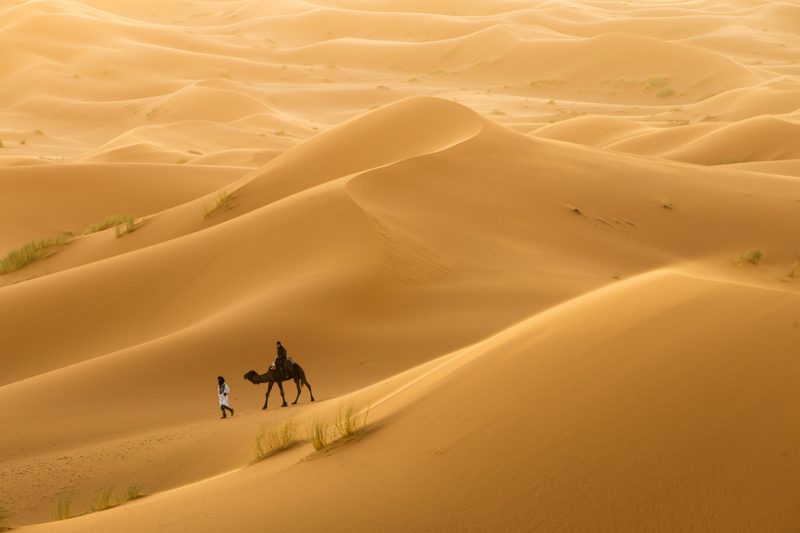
[274,340,290,379]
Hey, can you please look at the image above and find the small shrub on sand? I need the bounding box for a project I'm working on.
[83,214,138,237]
[661,200,674,210]
[309,419,330,451]
[91,488,114,512]
[657,87,676,98]
[0,233,73,274]
[54,492,74,521]
[204,191,235,219]
[309,404,370,453]
[252,420,297,461]
[334,404,369,439]
[738,249,763,266]
[122,484,144,503]
[188,150,202,156]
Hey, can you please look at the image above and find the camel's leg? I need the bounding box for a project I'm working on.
[278,380,288,407]
[263,381,273,410]
[292,377,302,404]
[303,378,315,402]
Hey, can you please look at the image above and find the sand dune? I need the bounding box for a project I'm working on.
[2,0,800,531]
[536,114,800,165]
[17,270,800,532]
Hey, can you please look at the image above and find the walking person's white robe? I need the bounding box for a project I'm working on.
[218,382,230,407]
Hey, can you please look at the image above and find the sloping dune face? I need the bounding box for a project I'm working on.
[2,1,800,532]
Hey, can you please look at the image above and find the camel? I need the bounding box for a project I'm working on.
[243,363,315,409]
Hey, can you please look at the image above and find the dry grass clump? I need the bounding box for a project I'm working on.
[738,249,764,266]
[90,484,144,511]
[252,420,297,461]
[121,484,144,503]
[52,484,144,521]
[309,404,370,452]
[83,214,139,237]
[309,419,330,451]
[54,492,74,521]
[0,233,73,274]
[204,191,235,218]
[335,404,369,439]
[91,488,114,512]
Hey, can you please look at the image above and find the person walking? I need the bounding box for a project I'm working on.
[217,376,235,419]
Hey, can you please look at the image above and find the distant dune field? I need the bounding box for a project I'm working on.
[1,1,799,531]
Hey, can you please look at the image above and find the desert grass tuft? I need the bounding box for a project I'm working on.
[83,214,138,237]
[309,404,371,453]
[739,249,764,266]
[0,233,73,274]
[54,492,74,521]
[121,484,144,503]
[309,419,330,451]
[252,420,297,461]
[91,488,114,512]
[334,404,369,439]
[204,191,235,218]
[661,200,674,210]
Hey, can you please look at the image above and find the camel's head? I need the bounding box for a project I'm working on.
[243,370,259,384]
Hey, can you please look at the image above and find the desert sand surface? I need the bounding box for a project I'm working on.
[1,0,799,531]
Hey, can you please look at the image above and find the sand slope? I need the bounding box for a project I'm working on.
[2,0,800,531]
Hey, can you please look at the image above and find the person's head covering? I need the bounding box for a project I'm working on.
[276,341,282,346]
[218,376,224,383]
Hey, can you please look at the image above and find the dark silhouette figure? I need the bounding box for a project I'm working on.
[274,340,289,379]
[217,376,235,419]
[243,362,315,409]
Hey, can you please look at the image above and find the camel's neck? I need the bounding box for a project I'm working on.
[255,371,274,383]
